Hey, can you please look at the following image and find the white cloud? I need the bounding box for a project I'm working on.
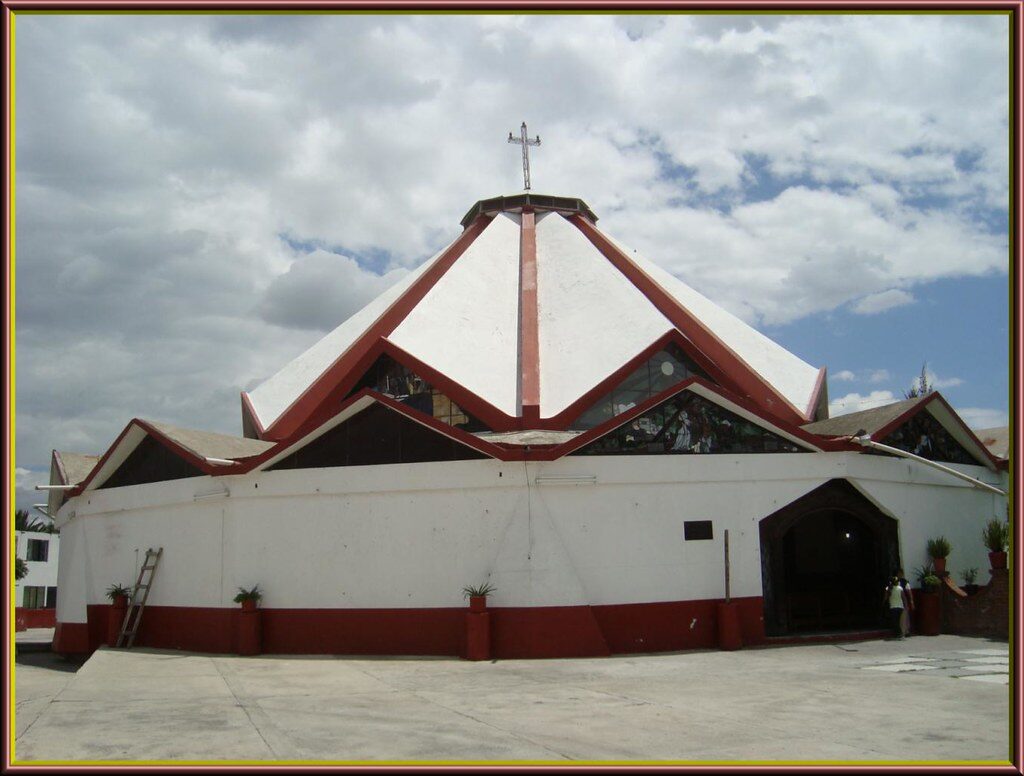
[15,467,33,489]
[852,289,915,315]
[956,407,1008,430]
[829,390,898,416]
[834,369,856,381]
[868,369,891,384]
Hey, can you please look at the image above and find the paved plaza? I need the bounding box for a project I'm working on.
[13,634,1011,764]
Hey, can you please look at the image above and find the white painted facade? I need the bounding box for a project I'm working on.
[15,530,60,609]
[53,452,1005,628]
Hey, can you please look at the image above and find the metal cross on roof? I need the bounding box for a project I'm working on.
[508,122,541,191]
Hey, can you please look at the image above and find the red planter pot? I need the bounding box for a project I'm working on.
[914,590,941,636]
[469,595,487,613]
[989,551,1007,570]
[107,594,128,646]
[931,557,947,575]
[717,602,742,651]
[241,599,258,612]
[465,611,491,660]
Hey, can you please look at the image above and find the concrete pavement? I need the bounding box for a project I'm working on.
[13,635,1011,763]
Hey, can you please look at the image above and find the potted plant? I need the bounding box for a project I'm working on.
[106,583,132,607]
[926,536,952,575]
[462,582,496,613]
[234,585,262,612]
[105,583,132,646]
[961,567,979,596]
[982,519,1009,569]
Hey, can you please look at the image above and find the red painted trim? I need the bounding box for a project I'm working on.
[547,375,831,460]
[870,392,1000,470]
[806,366,828,421]
[53,621,90,655]
[262,215,495,440]
[569,213,811,426]
[240,391,266,439]
[15,608,56,629]
[519,210,541,425]
[54,595,770,659]
[545,329,740,430]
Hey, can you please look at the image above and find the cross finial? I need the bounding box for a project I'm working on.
[508,121,541,191]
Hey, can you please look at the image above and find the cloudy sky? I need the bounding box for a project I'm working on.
[12,13,1009,510]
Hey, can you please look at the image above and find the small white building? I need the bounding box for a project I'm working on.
[15,529,60,628]
[48,192,1008,658]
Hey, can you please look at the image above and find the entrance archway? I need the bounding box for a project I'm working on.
[760,480,900,635]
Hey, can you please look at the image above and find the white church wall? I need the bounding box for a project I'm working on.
[54,451,1006,627]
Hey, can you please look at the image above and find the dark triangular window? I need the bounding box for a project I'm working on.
[572,390,806,456]
[571,342,713,430]
[879,410,984,466]
[98,435,206,489]
[346,354,489,432]
[268,402,489,471]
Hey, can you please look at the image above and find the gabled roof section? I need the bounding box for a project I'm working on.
[144,420,274,461]
[803,393,999,470]
[802,397,923,438]
[74,419,269,493]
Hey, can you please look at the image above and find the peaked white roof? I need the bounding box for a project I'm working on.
[244,194,824,437]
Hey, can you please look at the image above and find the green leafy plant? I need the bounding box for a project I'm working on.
[982,519,1009,553]
[913,564,940,590]
[233,585,262,604]
[15,557,28,581]
[961,567,978,585]
[105,583,131,601]
[926,536,952,559]
[462,582,496,599]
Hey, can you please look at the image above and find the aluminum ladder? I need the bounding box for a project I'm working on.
[116,547,163,649]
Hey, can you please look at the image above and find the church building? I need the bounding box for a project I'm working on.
[49,191,1007,659]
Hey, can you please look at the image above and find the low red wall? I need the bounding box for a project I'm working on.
[15,608,56,629]
[54,596,769,659]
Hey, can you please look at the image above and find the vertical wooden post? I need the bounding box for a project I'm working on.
[724,529,731,603]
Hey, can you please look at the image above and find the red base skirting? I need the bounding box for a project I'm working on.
[16,608,56,629]
[55,596,768,659]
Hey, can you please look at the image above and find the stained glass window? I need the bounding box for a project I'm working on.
[346,354,489,432]
[571,343,711,430]
[268,402,488,470]
[879,410,982,466]
[572,391,806,456]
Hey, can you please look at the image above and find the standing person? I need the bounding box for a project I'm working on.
[883,575,908,639]
[897,568,915,637]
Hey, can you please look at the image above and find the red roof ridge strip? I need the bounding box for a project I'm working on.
[256,214,495,441]
[518,209,541,427]
[567,213,812,426]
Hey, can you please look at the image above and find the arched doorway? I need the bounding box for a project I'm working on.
[760,480,900,635]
